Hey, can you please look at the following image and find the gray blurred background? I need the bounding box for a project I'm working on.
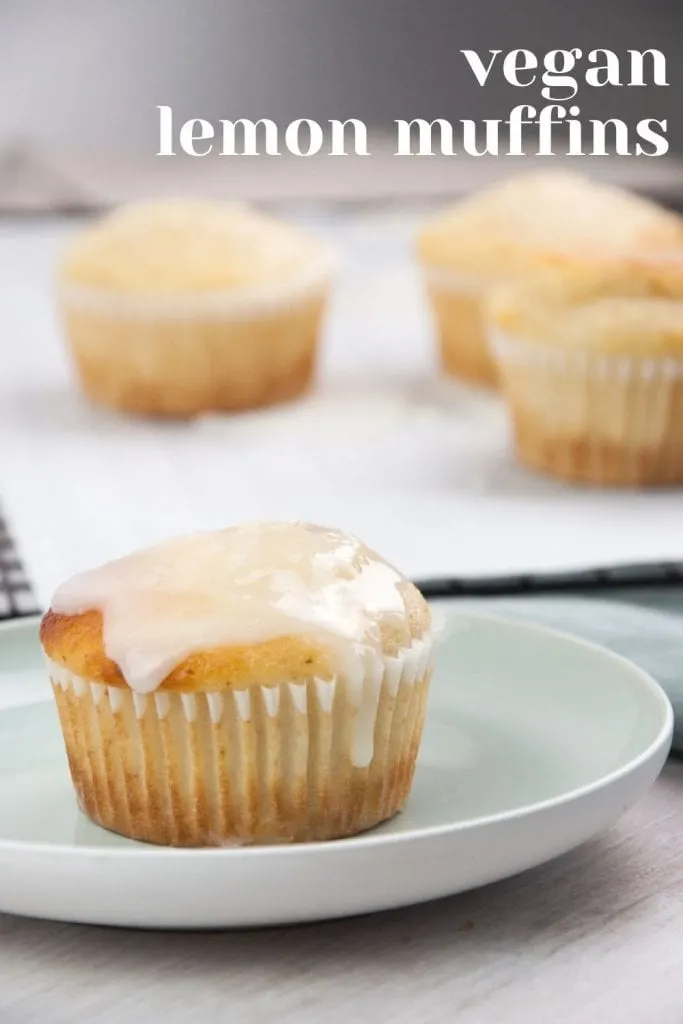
[0,0,680,154]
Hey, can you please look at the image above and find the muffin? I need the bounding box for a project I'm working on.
[39,522,436,846]
[488,253,683,487]
[57,200,336,417]
[416,171,683,387]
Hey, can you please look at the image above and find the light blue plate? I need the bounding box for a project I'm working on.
[0,612,672,928]
[444,596,683,752]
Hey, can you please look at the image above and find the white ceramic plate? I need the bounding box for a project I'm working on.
[0,612,672,929]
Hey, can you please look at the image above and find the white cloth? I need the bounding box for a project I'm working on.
[0,210,682,606]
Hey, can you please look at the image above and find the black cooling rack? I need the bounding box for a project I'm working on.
[0,516,40,619]
[416,562,683,599]
[1,508,682,620]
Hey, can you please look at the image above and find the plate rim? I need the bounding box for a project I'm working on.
[0,610,672,861]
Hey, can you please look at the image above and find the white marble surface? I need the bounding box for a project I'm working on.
[0,760,681,1023]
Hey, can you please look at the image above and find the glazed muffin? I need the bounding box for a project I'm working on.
[57,200,336,417]
[488,253,683,486]
[416,171,683,387]
[40,522,436,846]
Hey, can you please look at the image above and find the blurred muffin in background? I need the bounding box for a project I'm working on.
[57,200,336,417]
[416,171,683,388]
[489,253,683,487]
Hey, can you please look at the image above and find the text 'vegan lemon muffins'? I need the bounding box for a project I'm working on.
[57,200,336,417]
[40,523,436,846]
[489,253,683,487]
[416,171,683,387]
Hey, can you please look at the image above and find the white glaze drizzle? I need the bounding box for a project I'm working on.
[50,522,409,695]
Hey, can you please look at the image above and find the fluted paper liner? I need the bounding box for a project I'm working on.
[421,264,498,387]
[492,330,683,486]
[58,254,336,416]
[47,635,435,846]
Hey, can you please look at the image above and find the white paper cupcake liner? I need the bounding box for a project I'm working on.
[491,331,683,378]
[58,248,338,322]
[421,264,490,295]
[47,633,436,846]
[491,329,683,486]
[60,266,333,415]
[420,263,499,386]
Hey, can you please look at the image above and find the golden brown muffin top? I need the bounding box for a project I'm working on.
[40,523,431,692]
[58,200,331,294]
[488,251,683,356]
[417,171,683,279]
